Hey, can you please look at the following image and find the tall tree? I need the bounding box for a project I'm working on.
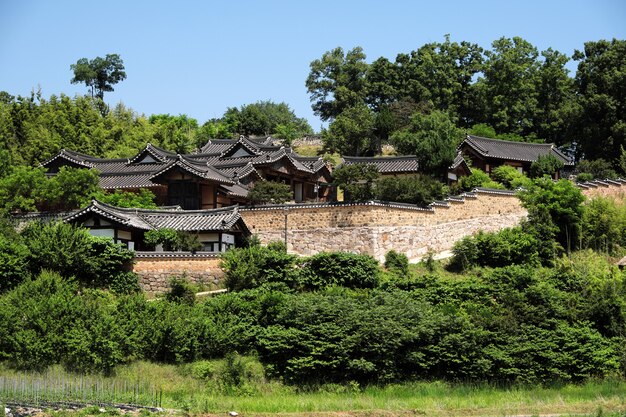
[391,110,464,178]
[70,54,127,100]
[475,37,541,137]
[534,48,575,145]
[570,39,626,164]
[323,104,376,156]
[202,101,313,141]
[306,47,369,121]
[399,36,484,125]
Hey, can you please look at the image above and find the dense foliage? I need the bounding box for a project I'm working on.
[307,36,626,176]
[247,181,293,205]
[1,250,624,385]
[0,165,157,214]
[0,221,138,294]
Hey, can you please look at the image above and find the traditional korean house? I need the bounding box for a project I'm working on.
[339,155,471,182]
[64,199,250,252]
[458,135,573,178]
[42,137,333,208]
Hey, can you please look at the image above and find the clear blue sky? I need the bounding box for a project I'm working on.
[1,0,624,131]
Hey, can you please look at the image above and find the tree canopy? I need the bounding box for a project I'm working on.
[70,54,127,100]
[306,36,626,173]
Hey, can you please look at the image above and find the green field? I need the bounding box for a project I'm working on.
[2,361,625,417]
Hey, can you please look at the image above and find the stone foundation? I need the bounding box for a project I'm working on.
[133,252,224,295]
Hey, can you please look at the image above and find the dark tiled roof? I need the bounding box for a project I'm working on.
[43,136,330,192]
[461,135,573,165]
[150,155,235,185]
[450,153,469,170]
[99,173,164,190]
[340,156,420,174]
[65,200,247,233]
[127,143,176,164]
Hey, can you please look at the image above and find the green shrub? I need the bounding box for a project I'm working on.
[297,252,381,290]
[0,234,30,293]
[384,250,409,276]
[529,154,565,179]
[459,168,504,191]
[375,175,446,205]
[165,276,196,305]
[220,243,298,291]
[450,227,541,270]
[0,270,81,370]
[491,165,531,189]
[144,228,179,251]
[247,181,292,205]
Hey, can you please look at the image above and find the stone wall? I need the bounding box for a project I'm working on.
[579,179,626,200]
[240,181,626,262]
[133,252,224,295]
[241,189,528,262]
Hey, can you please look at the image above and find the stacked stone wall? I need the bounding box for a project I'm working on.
[133,253,223,295]
[241,191,527,262]
[240,182,626,262]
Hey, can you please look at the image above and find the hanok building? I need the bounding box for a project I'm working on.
[458,135,573,178]
[339,155,471,182]
[64,199,250,252]
[42,136,332,209]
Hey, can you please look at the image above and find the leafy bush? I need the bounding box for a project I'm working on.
[144,228,202,252]
[529,154,565,179]
[375,175,446,205]
[21,221,93,279]
[0,234,30,292]
[297,252,381,290]
[94,188,158,208]
[165,276,196,305]
[581,197,626,254]
[247,181,292,205]
[0,271,81,370]
[576,158,619,180]
[333,164,379,202]
[519,177,585,253]
[20,222,136,290]
[450,227,542,270]
[491,165,531,189]
[144,228,179,251]
[384,250,409,276]
[220,243,298,291]
[458,168,504,191]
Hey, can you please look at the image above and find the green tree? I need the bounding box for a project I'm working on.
[535,48,575,145]
[375,175,446,205]
[519,178,585,254]
[576,158,618,180]
[323,104,376,156]
[529,154,565,179]
[571,39,626,164]
[332,163,379,202]
[247,181,292,205]
[0,166,47,213]
[43,166,101,211]
[458,168,504,191]
[306,47,369,121]
[70,54,127,100]
[491,165,531,189]
[390,110,464,178]
[93,189,158,209]
[475,37,541,136]
[149,114,199,153]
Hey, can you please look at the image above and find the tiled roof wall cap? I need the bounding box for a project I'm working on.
[240,200,434,212]
[472,187,518,196]
[134,251,222,259]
